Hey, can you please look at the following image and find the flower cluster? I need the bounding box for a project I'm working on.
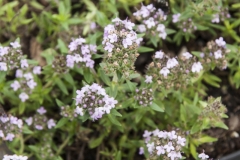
[200,37,229,70]
[133,4,167,39]
[135,88,153,106]
[199,97,227,127]
[212,7,231,23]
[10,67,41,102]
[75,83,118,121]
[146,50,203,90]
[67,37,97,69]
[0,41,27,72]
[0,115,23,141]
[60,105,77,121]
[25,107,56,130]
[3,154,28,160]
[102,18,141,77]
[140,129,186,160]
[174,16,197,33]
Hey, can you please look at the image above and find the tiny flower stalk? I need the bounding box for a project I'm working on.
[101,18,141,79]
[133,4,168,41]
[199,97,228,128]
[140,129,187,160]
[146,50,203,91]
[74,83,118,121]
[200,37,229,70]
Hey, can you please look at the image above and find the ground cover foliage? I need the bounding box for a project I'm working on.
[0,0,240,159]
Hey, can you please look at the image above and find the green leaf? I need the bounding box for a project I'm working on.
[108,114,122,126]
[57,39,68,54]
[19,102,26,114]
[138,46,154,53]
[214,121,228,130]
[63,73,75,85]
[55,118,68,128]
[30,1,44,10]
[196,136,217,145]
[126,80,136,92]
[99,69,110,85]
[190,123,201,134]
[110,109,122,117]
[56,99,65,107]
[89,135,104,148]
[165,28,176,34]
[28,145,39,152]
[22,126,33,134]
[115,151,121,160]
[55,78,69,95]
[190,143,197,159]
[129,73,140,79]
[83,70,93,84]
[150,102,164,112]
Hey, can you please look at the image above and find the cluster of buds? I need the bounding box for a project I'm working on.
[199,97,227,127]
[200,37,229,70]
[52,55,68,73]
[146,50,203,90]
[67,37,97,69]
[139,129,186,160]
[133,4,167,39]
[135,88,153,106]
[39,143,54,159]
[102,18,141,78]
[3,154,28,160]
[176,16,197,33]
[212,7,231,23]
[75,83,118,121]
[60,105,77,121]
[172,13,197,33]
[10,67,41,102]
[25,107,56,130]
[0,114,23,141]
[0,41,27,71]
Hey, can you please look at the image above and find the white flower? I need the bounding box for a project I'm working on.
[0,62,7,71]
[166,58,178,69]
[144,17,155,29]
[16,69,23,78]
[156,145,165,155]
[19,92,29,102]
[25,117,33,126]
[147,142,155,153]
[182,52,193,59]
[215,37,226,47]
[47,119,56,129]
[198,152,209,160]
[214,50,222,59]
[11,80,21,91]
[172,13,181,23]
[212,14,220,23]
[33,66,41,74]
[164,142,174,152]
[27,79,37,89]
[3,154,28,160]
[160,67,170,77]
[157,24,165,32]
[155,51,164,59]
[191,62,203,73]
[10,41,21,48]
[20,59,29,69]
[75,106,84,116]
[145,75,153,83]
